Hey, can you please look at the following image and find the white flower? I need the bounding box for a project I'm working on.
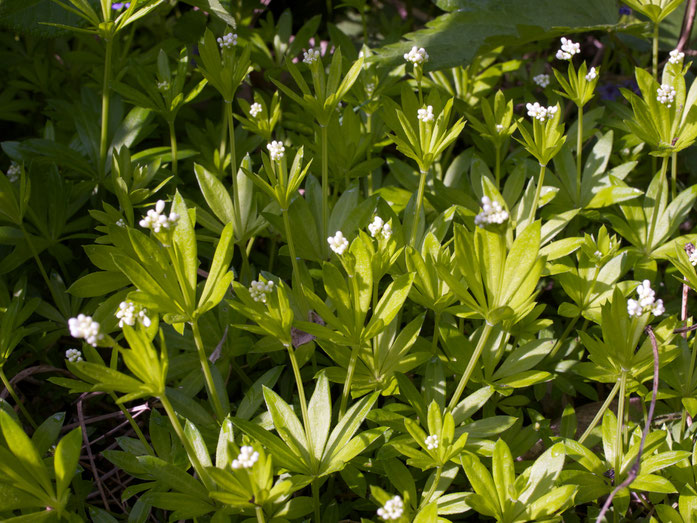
[249,279,274,303]
[657,84,676,107]
[217,32,237,49]
[267,140,285,162]
[156,80,169,90]
[303,48,321,64]
[689,250,697,266]
[403,46,428,65]
[496,123,504,132]
[585,66,597,81]
[377,495,404,521]
[627,280,664,317]
[368,216,392,239]
[231,445,259,469]
[6,162,20,182]
[669,49,685,65]
[365,82,375,96]
[526,102,557,122]
[594,250,603,258]
[249,102,263,118]
[382,222,392,240]
[555,37,580,60]
[65,348,83,363]
[139,200,180,233]
[475,196,509,228]
[533,73,550,88]
[417,105,434,123]
[115,301,151,328]
[68,314,103,347]
[328,231,349,255]
[425,434,439,450]
[115,218,126,227]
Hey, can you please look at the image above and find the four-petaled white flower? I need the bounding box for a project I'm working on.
[556,37,580,60]
[139,200,180,233]
[417,105,434,123]
[533,73,550,88]
[657,84,676,107]
[249,102,262,118]
[585,66,597,81]
[267,140,285,162]
[116,300,152,329]
[68,314,103,347]
[627,280,665,317]
[377,495,404,521]
[303,48,321,65]
[217,32,237,49]
[496,123,504,132]
[231,446,259,469]
[403,46,428,65]
[249,279,274,303]
[526,102,558,122]
[425,434,439,450]
[475,196,509,228]
[65,348,83,363]
[368,216,392,239]
[6,162,20,182]
[669,49,685,65]
[328,231,349,255]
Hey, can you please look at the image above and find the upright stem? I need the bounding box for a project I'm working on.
[312,479,322,523]
[411,168,428,247]
[0,367,37,428]
[108,393,154,455]
[448,322,493,412]
[423,466,442,505]
[255,506,266,523]
[647,157,669,249]
[191,320,226,420]
[615,372,628,479]
[99,38,114,179]
[431,311,441,355]
[321,125,329,244]
[528,164,547,223]
[652,22,659,80]
[340,345,359,418]
[579,381,621,444]
[671,151,678,200]
[548,314,580,359]
[168,119,178,177]
[366,113,374,196]
[494,144,502,189]
[282,210,310,318]
[576,105,584,201]
[19,224,61,308]
[287,345,315,461]
[226,101,237,178]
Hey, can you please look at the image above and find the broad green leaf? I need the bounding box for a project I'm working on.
[53,427,82,499]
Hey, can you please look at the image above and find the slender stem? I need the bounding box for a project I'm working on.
[615,372,628,479]
[448,322,493,412]
[576,105,583,201]
[19,223,61,308]
[411,168,428,247]
[423,466,442,505]
[0,367,37,428]
[99,38,114,179]
[240,242,251,284]
[579,381,621,444]
[287,344,316,464]
[191,320,226,420]
[494,144,501,189]
[255,506,266,523]
[652,22,659,80]
[312,479,321,523]
[321,125,329,245]
[548,314,580,359]
[647,157,669,250]
[529,164,546,223]
[226,101,237,176]
[168,119,178,177]
[160,394,213,489]
[671,151,678,201]
[108,393,154,455]
[340,345,359,418]
[366,113,374,197]
[431,311,441,355]
[282,210,310,318]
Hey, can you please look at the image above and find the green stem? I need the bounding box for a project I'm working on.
[579,381,621,444]
[423,466,442,505]
[529,164,546,223]
[366,113,374,197]
[548,314,580,359]
[652,22,659,80]
[671,151,678,201]
[340,345,359,418]
[0,367,37,428]
[99,37,114,179]
[647,157,669,250]
[191,320,226,421]
[160,394,213,489]
[255,506,266,523]
[615,372,628,479]
[287,344,315,462]
[321,125,329,245]
[168,119,178,178]
[226,101,237,176]
[108,393,154,455]
[312,479,321,523]
[411,168,428,247]
[576,105,583,201]
[447,322,493,412]
[240,242,251,284]
[494,144,501,189]
[282,210,310,318]
[431,311,441,355]
[19,223,61,308]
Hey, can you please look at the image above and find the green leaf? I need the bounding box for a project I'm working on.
[365,273,415,339]
[195,163,234,224]
[53,427,82,500]
[67,271,130,298]
[307,372,331,460]
[262,386,311,465]
[0,410,52,496]
[172,191,198,307]
[197,222,234,314]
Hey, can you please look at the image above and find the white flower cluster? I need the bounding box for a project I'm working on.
[116,300,151,329]
[217,32,237,49]
[556,37,580,60]
[403,46,428,65]
[303,48,320,65]
[65,348,83,363]
[116,218,126,227]
[657,84,676,107]
[249,279,274,303]
[425,434,439,450]
[417,105,434,123]
[6,162,20,182]
[585,66,597,81]
[139,200,180,233]
[474,196,509,228]
[365,82,375,96]
[377,495,404,521]
[533,73,550,88]
[267,140,285,161]
[669,49,685,65]
[249,102,262,118]
[526,102,558,122]
[328,231,349,255]
[231,445,259,469]
[68,314,103,347]
[368,216,392,240]
[627,280,665,317]
[156,80,169,91]
[496,123,504,132]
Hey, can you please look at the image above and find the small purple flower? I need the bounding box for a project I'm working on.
[112,2,130,9]
[598,83,620,101]
[619,6,632,16]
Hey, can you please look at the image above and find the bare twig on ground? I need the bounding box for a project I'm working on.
[78,395,110,511]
